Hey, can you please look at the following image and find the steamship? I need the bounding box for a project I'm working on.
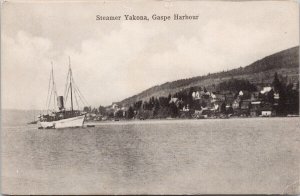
[38,59,87,129]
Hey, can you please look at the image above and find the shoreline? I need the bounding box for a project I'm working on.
[84,115,300,126]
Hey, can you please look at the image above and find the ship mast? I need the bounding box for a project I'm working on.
[51,62,56,110]
[63,57,89,112]
[69,57,74,112]
[46,62,57,113]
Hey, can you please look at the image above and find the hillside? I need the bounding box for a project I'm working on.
[118,46,299,107]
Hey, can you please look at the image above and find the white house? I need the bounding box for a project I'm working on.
[260,87,272,94]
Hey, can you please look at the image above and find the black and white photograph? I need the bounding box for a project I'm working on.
[1,0,299,194]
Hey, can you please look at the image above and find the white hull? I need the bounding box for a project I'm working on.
[39,115,86,129]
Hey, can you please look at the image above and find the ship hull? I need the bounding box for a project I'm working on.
[39,114,86,129]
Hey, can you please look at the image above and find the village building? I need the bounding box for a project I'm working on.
[251,92,260,101]
[240,99,251,116]
[169,97,183,107]
[111,103,120,110]
[182,105,190,112]
[232,98,241,115]
[260,86,272,94]
[260,102,274,117]
[250,101,261,116]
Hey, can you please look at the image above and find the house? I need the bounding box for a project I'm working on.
[251,92,260,101]
[195,91,201,99]
[232,98,241,109]
[169,97,183,107]
[111,103,120,110]
[182,105,190,112]
[232,98,241,115]
[238,91,244,96]
[260,86,272,94]
[201,108,212,116]
[225,94,235,104]
[273,92,280,106]
[250,101,261,116]
[260,102,274,117]
[292,82,298,90]
[121,106,128,117]
[169,97,179,104]
[210,92,217,102]
[211,103,219,111]
[240,100,251,116]
[214,94,226,102]
[239,90,251,99]
[225,104,233,114]
[193,90,209,100]
[261,111,272,117]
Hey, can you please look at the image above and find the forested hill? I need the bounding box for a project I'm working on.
[118,46,299,107]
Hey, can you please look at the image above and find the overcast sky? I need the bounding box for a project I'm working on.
[2,0,299,110]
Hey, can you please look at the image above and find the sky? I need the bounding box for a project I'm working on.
[1,0,299,110]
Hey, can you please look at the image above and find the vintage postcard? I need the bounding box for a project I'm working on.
[1,0,299,195]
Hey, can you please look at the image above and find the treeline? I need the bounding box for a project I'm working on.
[272,72,299,115]
[218,79,257,92]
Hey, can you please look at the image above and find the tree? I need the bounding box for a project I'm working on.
[266,89,275,104]
[220,102,226,114]
[167,94,171,101]
[153,98,160,116]
[115,110,124,118]
[98,106,106,115]
[127,106,135,119]
[134,101,143,110]
[83,106,91,112]
[169,102,179,118]
[92,107,98,114]
[272,72,281,92]
[272,72,287,115]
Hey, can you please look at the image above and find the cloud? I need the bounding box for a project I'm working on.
[2,1,299,110]
[2,31,55,109]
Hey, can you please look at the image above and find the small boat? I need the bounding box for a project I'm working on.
[38,58,88,129]
[27,121,38,125]
[27,111,38,124]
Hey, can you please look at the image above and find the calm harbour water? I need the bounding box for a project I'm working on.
[2,117,300,194]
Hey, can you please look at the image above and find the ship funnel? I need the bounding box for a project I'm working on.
[57,96,64,110]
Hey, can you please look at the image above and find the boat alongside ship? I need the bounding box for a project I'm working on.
[38,58,88,129]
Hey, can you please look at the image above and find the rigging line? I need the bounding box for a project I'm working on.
[68,56,74,112]
[45,70,52,110]
[74,83,88,108]
[47,80,53,111]
[63,70,70,98]
[71,82,82,105]
[75,83,88,106]
[53,84,58,110]
[73,81,89,106]
[47,84,53,112]
[74,88,80,110]
[70,72,88,106]
[51,62,57,111]
[64,83,71,107]
[64,75,71,105]
[73,85,86,107]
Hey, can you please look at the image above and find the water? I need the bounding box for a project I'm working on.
[1,117,300,194]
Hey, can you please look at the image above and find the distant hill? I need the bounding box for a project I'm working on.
[118,46,299,107]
